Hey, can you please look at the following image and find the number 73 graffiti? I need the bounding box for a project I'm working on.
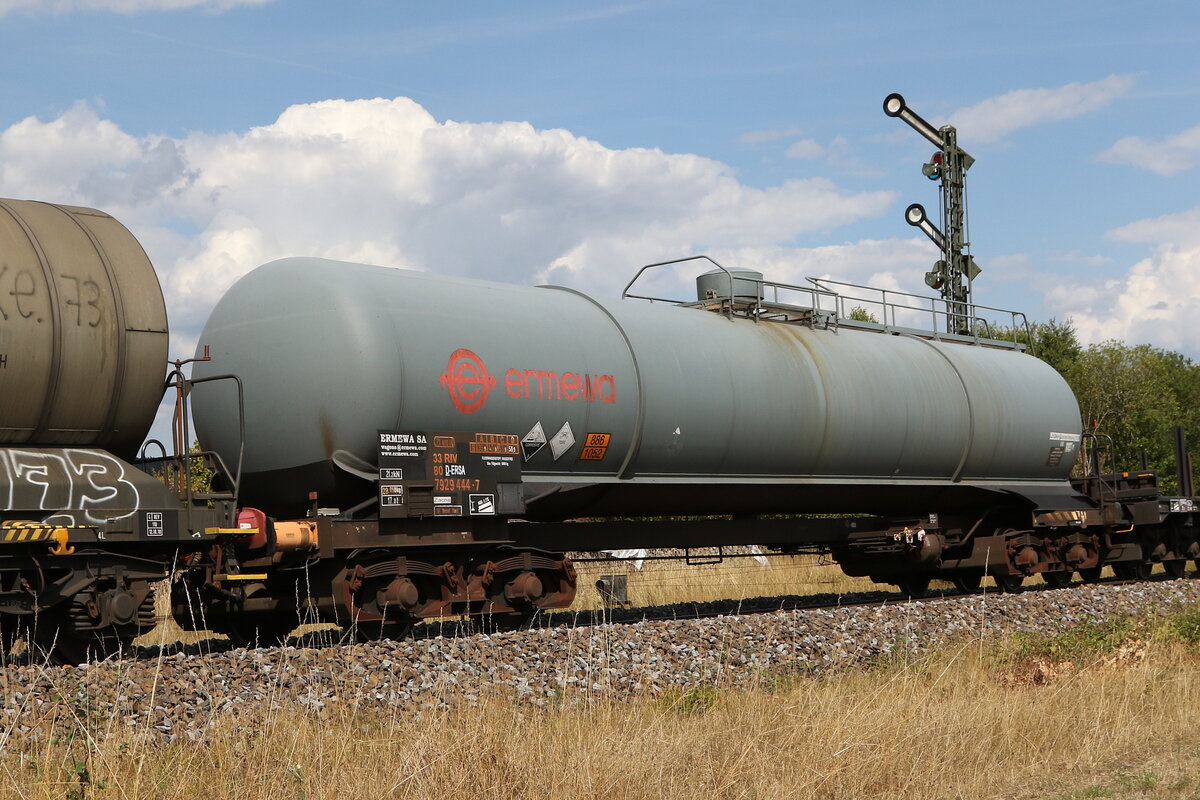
[0,449,140,527]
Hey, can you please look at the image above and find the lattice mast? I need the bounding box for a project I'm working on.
[884,93,981,334]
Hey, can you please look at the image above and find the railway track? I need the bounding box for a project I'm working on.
[124,568,1197,662]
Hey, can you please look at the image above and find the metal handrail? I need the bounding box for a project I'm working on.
[624,256,841,324]
[1080,432,1119,523]
[623,256,739,318]
[620,255,1030,348]
[805,276,1032,351]
[151,360,247,505]
[182,373,247,500]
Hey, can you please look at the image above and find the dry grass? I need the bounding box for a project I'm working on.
[6,617,1200,800]
[569,551,881,610]
[569,554,1183,611]
[104,560,1195,799]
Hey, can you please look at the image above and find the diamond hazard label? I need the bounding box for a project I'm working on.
[521,421,547,461]
[549,421,575,460]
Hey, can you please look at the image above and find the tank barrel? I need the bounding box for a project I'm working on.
[191,256,1083,517]
[0,199,169,457]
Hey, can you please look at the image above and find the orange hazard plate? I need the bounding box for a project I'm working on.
[579,433,611,460]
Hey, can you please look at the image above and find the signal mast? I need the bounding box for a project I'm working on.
[884,93,981,334]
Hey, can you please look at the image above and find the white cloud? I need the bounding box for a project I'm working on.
[0,96,895,354]
[772,135,880,177]
[1100,124,1200,175]
[719,238,936,288]
[1107,207,1200,247]
[739,127,806,144]
[784,138,823,159]
[947,75,1136,144]
[0,0,270,14]
[1046,207,1200,353]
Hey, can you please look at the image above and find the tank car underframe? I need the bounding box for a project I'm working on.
[171,476,1198,641]
[0,449,240,663]
[829,498,1197,593]
[163,506,1005,639]
[172,513,897,641]
[0,499,241,663]
[172,514,580,643]
[0,547,174,661]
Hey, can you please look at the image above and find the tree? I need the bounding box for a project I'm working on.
[1157,348,1200,492]
[847,305,879,323]
[188,440,216,494]
[1066,341,1184,489]
[984,317,1081,376]
[981,316,1196,492]
[1026,318,1082,377]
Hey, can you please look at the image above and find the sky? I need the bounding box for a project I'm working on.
[1,0,1199,443]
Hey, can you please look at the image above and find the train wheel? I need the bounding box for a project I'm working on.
[995,575,1024,593]
[0,615,30,663]
[32,581,159,664]
[346,618,414,644]
[33,605,140,664]
[1114,562,1152,580]
[952,573,982,594]
[217,581,300,649]
[1163,560,1186,579]
[896,578,930,598]
[1042,571,1073,588]
[479,610,536,632]
[1079,567,1103,583]
[226,620,296,649]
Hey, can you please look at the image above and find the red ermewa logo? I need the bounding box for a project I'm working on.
[439,348,496,414]
[440,348,618,414]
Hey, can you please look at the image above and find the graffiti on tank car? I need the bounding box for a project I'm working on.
[0,265,44,323]
[0,266,104,327]
[440,348,616,414]
[59,273,104,328]
[0,449,140,526]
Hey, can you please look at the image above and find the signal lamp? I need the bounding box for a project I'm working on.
[922,151,943,180]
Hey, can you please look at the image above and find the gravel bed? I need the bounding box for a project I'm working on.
[2,579,1198,744]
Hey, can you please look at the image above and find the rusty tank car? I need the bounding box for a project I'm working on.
[0,199,239,662]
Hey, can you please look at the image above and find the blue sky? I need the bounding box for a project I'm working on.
[2,0,1199,376]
